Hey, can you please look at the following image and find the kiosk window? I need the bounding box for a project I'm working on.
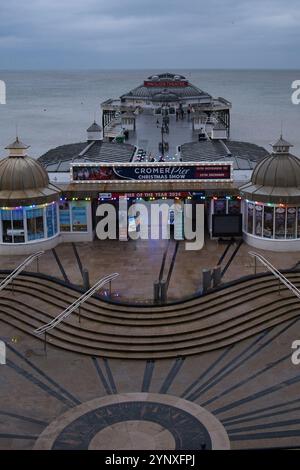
[254,205,263,237]
[1,209,25,243]
[247,203,254,234]
[26,208,44,241]
[286,207,296,239]
[275,207,286,239]
[263,206,274,238]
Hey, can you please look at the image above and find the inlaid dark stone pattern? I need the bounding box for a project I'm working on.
[52,401,212,450]
[2,314,300,450]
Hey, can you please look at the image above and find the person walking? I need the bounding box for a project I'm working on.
[187,106,191,121]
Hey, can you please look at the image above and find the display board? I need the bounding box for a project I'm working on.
[71,201,88,232]
[46,205,54,238]
[212,214,242,237]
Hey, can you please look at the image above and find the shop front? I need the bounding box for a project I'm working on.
[95,191,199,241]
[0,202,58,245]
[65,161,238,243]
[242,200,300,251]
[0,138,245,253]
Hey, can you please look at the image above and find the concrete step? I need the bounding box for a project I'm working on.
[0,289,299,358]
[1,290,298,342]
[1,271,300,358]
[3,275,300,329]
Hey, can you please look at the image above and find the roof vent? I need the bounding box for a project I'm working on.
[271,135,293,154]
[5,137,30,157]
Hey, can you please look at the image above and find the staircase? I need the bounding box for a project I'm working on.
[0,270,300,359]
[104,118,122,139]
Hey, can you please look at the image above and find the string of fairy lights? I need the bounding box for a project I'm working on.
[3,196,294,212]
[1,195,245,209]
[0,201,56,211]
[245,199,296,209]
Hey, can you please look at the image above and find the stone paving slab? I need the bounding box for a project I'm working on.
[0,238,298,303]
[0,317,299,450]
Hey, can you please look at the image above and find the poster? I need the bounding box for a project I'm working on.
[71,201,88,232]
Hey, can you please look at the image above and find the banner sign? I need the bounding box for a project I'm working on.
[144,80,188,87]
[71,163,232,183]
[100,192,191,199]
[99,192,205,199]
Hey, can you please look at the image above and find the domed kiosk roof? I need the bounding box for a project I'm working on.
[240,137,300,204]
[120,72,212,101]
[0,138,61,206]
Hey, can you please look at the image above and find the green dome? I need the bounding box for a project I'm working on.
[0,138,61,206]
[240,137,300,204]
[251,153,300,188]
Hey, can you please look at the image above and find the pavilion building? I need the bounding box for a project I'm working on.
[101,72,232,141]
[0,138,61,254]
[240,137,300,251]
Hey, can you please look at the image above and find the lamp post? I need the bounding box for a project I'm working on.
[157,104,169,157]
[156,119,165,157]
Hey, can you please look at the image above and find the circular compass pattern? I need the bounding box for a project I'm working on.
[33,393,230,450]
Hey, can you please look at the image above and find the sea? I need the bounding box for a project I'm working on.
[0,69,299,158]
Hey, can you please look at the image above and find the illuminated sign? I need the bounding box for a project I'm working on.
[71,163,232,183]
[109,191,190,199]
[144,80,188,87]
[98,192,205,200]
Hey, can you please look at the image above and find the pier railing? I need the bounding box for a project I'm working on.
[0,251,44,294]
[34,272,119,335]
[249,251,300,300]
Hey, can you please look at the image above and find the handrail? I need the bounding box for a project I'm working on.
[34,272,119,335]
[249,251,300,300]
[0,251,44,293]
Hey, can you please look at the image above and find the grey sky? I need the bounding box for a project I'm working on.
[0,0,300,69]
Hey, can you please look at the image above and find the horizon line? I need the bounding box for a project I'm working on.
[1,67,300,72]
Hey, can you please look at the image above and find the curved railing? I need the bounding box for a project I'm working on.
[249,251,300,300]
[0,251,44,294]
[34,272,119,335]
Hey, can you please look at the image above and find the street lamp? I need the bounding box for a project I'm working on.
[157,104,169,158]
[157,120,165,157]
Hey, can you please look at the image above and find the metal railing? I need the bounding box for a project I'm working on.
[249,251,300,299]
[0,251,44,294]
[34,272,119,335]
